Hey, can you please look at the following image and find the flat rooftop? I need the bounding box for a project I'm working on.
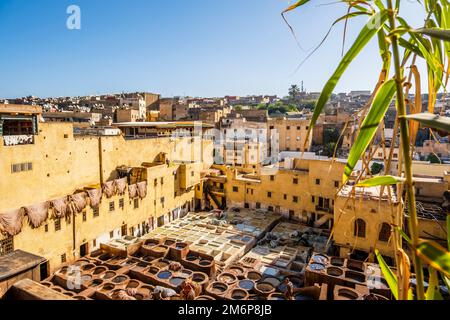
[114,121,214,129]
[0,104,42,115]
[0,250,46,281]
[338,185,398,202]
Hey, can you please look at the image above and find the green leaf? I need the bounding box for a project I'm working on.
[403,113,450,133]
[426,267,444,300]
[375,249,399,300]
[281,0,311,13]
[356,175,405,187]
[396,227,412,245]
[416,240,450,278]
[414,27,450,42]
[343,79,397,182]
[304,10,389,148]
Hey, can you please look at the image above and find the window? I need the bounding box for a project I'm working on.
[64,134,69,138]
[160,197,165,208]
[315,179,321,185]
[109,201,115,212]
[297,126,301,130]
[0,236,14,256]
[287,126,290,130]
[191,171,195,177]
[256,202,261,209]
[267,192,272,198]
[284,194,287,200]
[134,198,139,209]
[293,178,298,185]
[82,212,87,222]
[293,196,299,203]
[154,179,158,187]
[269,126,274,130]
[44,224,49,232]
[270,175,275,181]
[268,206,274,212]
[370,208,377,214]
[161,177,164,185]
[354,219,366,238]
[54,218,61,231]
[93,239,97,247]
[334,181,339,188]
[379,223,391,242]
[311,196,315,203]
[233,186,239,192]
[244,203,250,208]
[11,162,32,173]
[93,207,99,217]
[61,253,67,263]
[110,231,114,239]
[119,198,124,209]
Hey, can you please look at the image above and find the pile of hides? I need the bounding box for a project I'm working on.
[70,192,87,213]
[86,188,102,208]
[128,184,138,198]
[114,177,127,196]
[51,197,69,218]
[25,202,49,228]
[103,181,116,198]
[169,261,182,272]
[0,208,25,236]
[137,181,148,199]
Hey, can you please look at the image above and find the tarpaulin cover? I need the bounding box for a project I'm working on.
[128,184,138,199]
[51,197,69,218]
[87,188,102,208]
[103,181,116,198]
[0,208,25,236]
[114,178,127,196]
[70,192,87,213]
[137,181,148,199]
[25,202,49,228]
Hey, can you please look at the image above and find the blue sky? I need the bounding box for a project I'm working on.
[0,0,426,98]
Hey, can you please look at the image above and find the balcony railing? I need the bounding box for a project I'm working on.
[3,135,34,146]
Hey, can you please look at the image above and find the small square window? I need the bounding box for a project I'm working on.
[134,198,139,209]
[93,239,97,247]
[268,206,274,212]
[61,253,67,263]
[119,198,124,209]
[267,192,272,198]
[334,181,339,188]
[311,196,315,203]
[293,178,298,185]
[93,208,99,217]
[109,201,115,212]
[315,179,321,185]
[82,212,87,222]
[293,196,299,203]
[54,218,61,231]
[284,194,287,200]
[270,175,275,181]
[110,231,114,239]
[297,126,301,130]
[256,202,261,209]
[233,186,238,192]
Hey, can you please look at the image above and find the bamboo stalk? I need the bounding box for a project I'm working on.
[386,0,425,300]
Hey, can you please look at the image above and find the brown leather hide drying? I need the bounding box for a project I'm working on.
[137,181,148,199]
[0,208,25,236]
[114,177,127,196]
[103,181,116,198]
[51,197,69,218]
[70,192,87,213]
[128,184,138,199]
[25,202,50,228]
[87,188,102,208]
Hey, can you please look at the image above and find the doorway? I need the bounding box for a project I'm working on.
[79,243,88,257]
[121,224,127,236]
[39,261,49,281]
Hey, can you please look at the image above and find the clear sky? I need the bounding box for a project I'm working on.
[0,0,426,98]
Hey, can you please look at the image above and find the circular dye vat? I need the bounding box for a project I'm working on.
[238,280,254,291]
[309,263,325,271]
[170,277,185,287]
[327,267,344,277]
[81,275,92,283]
[92,266,107,275]
[102,271,116,280]
[218,273,237,284]
[196,295,215,300]
[164,239,176,246]
[231,289,248,300]
[175,242,187,250]
[210,282,228,294]
[147,267,159,275]
[312,254,328,264]
[338,288,359,300]
[192,272,206,283]
[256,282,275,294]
[126,280,140,289]
[268,293,286,300]
[247,271,262,281]
[157,271,172,280]
[90,279,104,287]
[186,254,198,261]
[111,275,128,284]
[229,266,245,277]
[81,264,95,271]
[154,259,170,269]
[199,259,212,266]
[101,283,115,292]
[263,277,281,288]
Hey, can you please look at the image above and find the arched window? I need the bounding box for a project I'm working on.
[378,223,391,242]
[354,219,366,238]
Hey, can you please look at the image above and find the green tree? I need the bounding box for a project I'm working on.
[288,84,301,106]
[371,162,384,175]
[322,142,336,157]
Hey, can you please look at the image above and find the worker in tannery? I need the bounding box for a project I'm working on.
[283,277,294,300]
